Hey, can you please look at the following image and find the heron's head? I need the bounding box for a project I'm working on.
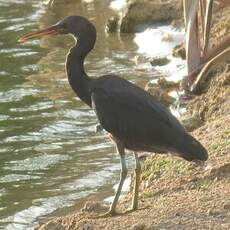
[19,16,96,44]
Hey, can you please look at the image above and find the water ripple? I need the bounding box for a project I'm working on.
[0,88,39,103]
[10,101,54,112]
[0,174,40,183]
[3,154,70,171]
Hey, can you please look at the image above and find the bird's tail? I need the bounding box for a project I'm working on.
[174,133,208,162]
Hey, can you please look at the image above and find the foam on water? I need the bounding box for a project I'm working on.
[134,25,186,82]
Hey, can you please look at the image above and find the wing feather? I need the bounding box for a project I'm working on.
[91,76,186,151]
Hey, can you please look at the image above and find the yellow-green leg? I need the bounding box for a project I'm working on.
[131,152,141,211]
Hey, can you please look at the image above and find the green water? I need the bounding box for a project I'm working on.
[0,0,157,229]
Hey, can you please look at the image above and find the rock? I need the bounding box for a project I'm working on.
[223,200,230,210]
[145,78,178,107]
[171,18,184,29]
[180,112,204,131]
[134,55,150,65]
[157,78,179,90]
[150,57,170,66]
[44,0,74,6]
[120,0,182,33]
[209,163,230,177]
[174,212,180,217]
[105,16,119,33]
[82,223,94,230]
[145,83,175,106]
[207,207,220,216]
[145,226,156,230]
[161,32,173,42]
[81,201,108,214]
[131,222,145,230]
[172,43,186,59]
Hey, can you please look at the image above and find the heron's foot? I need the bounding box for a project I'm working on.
[98,209,118,218]
[125,206,137,214]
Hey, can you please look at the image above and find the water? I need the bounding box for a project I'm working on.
[0,0,156,229]
[0,0,185,229]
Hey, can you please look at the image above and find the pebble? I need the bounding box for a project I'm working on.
[82,223,94,230]
[223,200,230,210]
[131,222,145,230]
[207,207,220,216]
[81,201,108,213]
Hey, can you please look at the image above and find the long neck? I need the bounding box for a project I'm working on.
[66,43,92,107]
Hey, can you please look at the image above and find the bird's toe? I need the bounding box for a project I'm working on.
[97,209,118,218]
[125,207,136,214]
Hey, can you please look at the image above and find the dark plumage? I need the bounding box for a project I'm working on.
[19,16,208,216]
[91,75,207,161]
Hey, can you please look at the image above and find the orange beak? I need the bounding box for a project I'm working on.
[18,24,60,43]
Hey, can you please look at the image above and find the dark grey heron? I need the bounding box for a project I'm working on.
[19,16,208,216]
